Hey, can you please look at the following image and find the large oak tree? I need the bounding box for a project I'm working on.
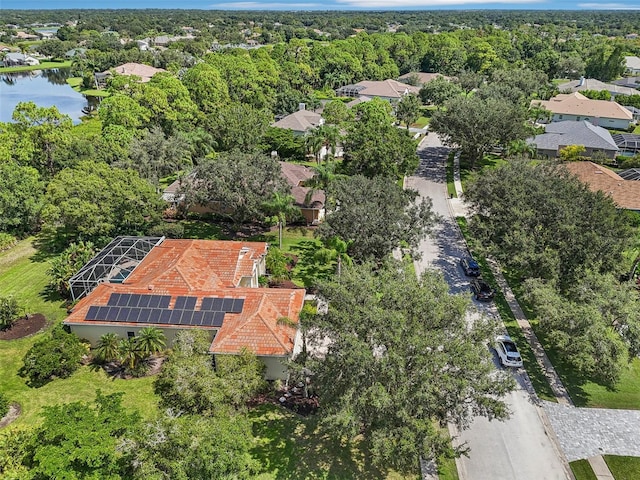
[305,260,513,472]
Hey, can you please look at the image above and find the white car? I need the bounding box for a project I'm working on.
[494,335,523,368]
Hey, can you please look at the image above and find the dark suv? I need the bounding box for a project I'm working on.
[470,278,495,301]
[460,257,481,277]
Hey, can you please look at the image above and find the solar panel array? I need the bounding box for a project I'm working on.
[85,293,245,328]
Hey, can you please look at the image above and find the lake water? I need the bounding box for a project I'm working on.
[0,68,96,124]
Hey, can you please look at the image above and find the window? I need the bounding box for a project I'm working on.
[558,115,563,119]
[127,331,135,338]
[576,117,580,121]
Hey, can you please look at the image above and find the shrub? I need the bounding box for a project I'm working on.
[47,241,96,298]
[0,296,23,330]
[147,222,185,239]
[0,392,9,418]
[0,233,17,252]
[20,325,87,387]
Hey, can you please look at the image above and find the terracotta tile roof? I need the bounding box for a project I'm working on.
[532,92,632,121]
[63,239,306,356]
[564,161,640,210]
[125,239,267,290]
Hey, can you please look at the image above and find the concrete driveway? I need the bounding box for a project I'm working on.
[408,136,571,480]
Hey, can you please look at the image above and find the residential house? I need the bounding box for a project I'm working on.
[272,104,324,136]
[162,161,326,225]
[95,62,166,88]
[611,77,640,90]
[13,31,39,40]
[397,72,446,87]
[2,52,39,67]
[557,77,639,98]
[531,92,633,130]
[528,120,619,160]
[63,237,305,380]
[279,162,326,225]
[336,79,420,102]
[625,56,640,75]
[564,162,640,211]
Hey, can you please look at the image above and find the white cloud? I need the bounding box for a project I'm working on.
[578,3,640,8]
[211,1,323,7]
[336,0,540,6]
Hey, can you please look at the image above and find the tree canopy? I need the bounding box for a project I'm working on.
[305,260,513,472]
[318,175,435,262]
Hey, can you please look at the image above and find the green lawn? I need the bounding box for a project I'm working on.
[446,151,457,198]
[605,455,640,479]
[0,60,72,73]
[459,154,507,191]
[455,218,558,402]
[250,403,419,479]
[570,459,598,480]
[410,116,430,129]
[66,76,110,97]
[0,238,159,427]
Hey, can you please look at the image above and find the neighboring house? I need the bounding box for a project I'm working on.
[624,106,640,123]
[95,62,166,88]
[556,77,639,98]
[528,120,619,159]
[162,162,326,225]
[336,79,420,101]
[2,52,39,66]
[13,31,39,40]
[612,76,640,90]
[625,56,640,75]
[532,92,633,130]
[619,168,640,180]
[63,237,305,380]
[397,72,446,87]
[564,161,640,211]
[280,162,326,225]
[65,48,87,58]
[612,133,640,157]
[271,104,324,136]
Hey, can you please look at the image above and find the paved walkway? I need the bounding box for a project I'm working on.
[543,401,640,462]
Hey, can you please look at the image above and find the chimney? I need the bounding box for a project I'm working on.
[298,103,306,111]
[578,76,585,87]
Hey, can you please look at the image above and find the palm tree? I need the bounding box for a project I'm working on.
[262,192,298,249]
[118,337,143,371]
[314,236,353,277]
[95,332,120,363]
[136,326,166,356]
[304,129,324,164]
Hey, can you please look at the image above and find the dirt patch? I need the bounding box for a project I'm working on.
[0,313,47,340]
[0,403,21,429]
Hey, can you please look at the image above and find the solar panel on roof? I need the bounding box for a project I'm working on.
[86,305,100,320]
[212,311,225,327]
[201,310,215,326]
[127,294,141,307]
[106,306,120,321]
[230,298,244,313]
[137,295,151,308]
[137,308,151,323]
[118,307,131,321]
[107,293,121,306]
[192,310,204,326]
[170,310,183,324]
[159,310,172,324]
[181,310,194,325]
[127,308,141,322]
[148,296,160,308]
[221,298,234,312]
[175,296,197,310]
[98,306,112,319]
[158,296,171,308]
[119,294,131,307]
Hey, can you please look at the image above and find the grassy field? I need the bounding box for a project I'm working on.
[459,154,507,191]
[0,60,71,73]
[66,76,110,97]
[251,403,420,479]
[605,455,640,479]
[570,459,598,480]
[0,238,159,427]
[446,151,457,198]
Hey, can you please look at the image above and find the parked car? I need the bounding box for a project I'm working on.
[494,335,523,368]
[470,278,494,301]
[460,257,481,276]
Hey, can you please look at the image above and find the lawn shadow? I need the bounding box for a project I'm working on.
[289,240,334,288]
[250,404,396,479]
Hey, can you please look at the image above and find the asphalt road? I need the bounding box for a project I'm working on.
[407,135,570,480]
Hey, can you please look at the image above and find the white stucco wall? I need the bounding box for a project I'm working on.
[66,323,216,346]
[259,355,290,380]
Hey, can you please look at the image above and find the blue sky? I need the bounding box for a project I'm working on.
[3,0,640,10]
